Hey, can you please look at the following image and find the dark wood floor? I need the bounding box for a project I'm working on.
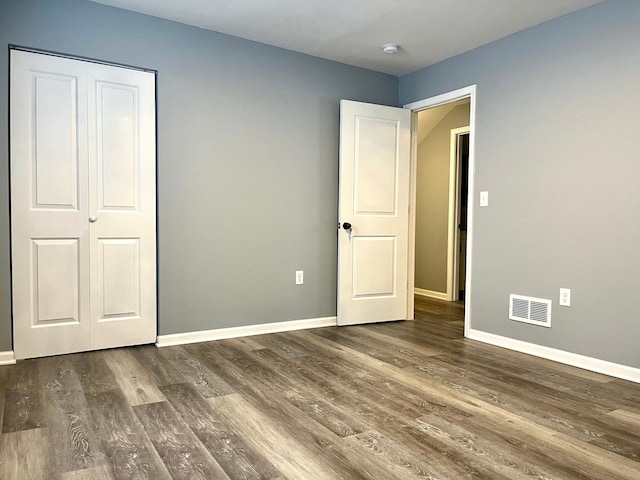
[2,296,640,479]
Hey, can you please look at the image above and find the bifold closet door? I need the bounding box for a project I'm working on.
[10,50,156,359]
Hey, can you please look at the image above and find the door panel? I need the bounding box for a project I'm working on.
[32,239,80,325]
[97,82,139,210]
[98,238,139,319]
[354,117,399,215]
[11,50,156,359]
[33,74,79,209]
[338,100,411,326]
[352,236,396,297]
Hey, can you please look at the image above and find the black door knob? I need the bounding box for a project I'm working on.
[343,222,352,230]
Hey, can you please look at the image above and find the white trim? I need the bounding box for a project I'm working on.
[404,86,475,112]
[0,351,16,365]
[447,126,470,302]
[404,85,477,339]
[467,328,640,384]
[414,288,448,301]
[156,316,337,348]
[406,111,419,320]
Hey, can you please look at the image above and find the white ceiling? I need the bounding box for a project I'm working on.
[89,0,602,76]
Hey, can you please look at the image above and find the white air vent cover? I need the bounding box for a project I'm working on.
[509,294,551,327]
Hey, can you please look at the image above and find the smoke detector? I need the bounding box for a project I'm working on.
[382,44,399,54]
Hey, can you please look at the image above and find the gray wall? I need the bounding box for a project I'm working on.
[401,0,640,368]
[0,0,398,350]
[415,104,470,293]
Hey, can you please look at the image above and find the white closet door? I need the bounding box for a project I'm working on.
[10,50,156,359]
[87,63,156,350]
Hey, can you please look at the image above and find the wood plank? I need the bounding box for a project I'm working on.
[412,355,640,461]
[212,393,422,480]
[607,409,640,429]
[2,359,44,433]
[132,401,229,480]
[39,356,107,474]
[311,327,420,368]
[414,414,583,480]
[367,318,463,347]
[0,366,7,430]
[196,343,476,479]
[207,341,369,438]
[61,465,114,480]
[103,349,166,406]
[86,390,171,480]
[452,338,614,384]
[281,337,505,478]
[252,333,311,358]
[250,341,497,479]
[300,329,640,479]
[601,379,640,410]
[210,393,337,480]
[330,325,441,365]
[342,429,473,480]
[129,345,185,387]
[434,340,620,406]
[158,346,235,398]
[295,347,471,423]
[347,325,442,358]
[0,428,54,480]
[1,296,639,479]
[230,336,269,351]
[160,382,282,480]
[71,351,120,396]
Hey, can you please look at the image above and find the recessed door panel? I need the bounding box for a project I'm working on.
[33,73,78,209]
[354,117,398,215]
[97,83,139,210]
[98,238,139,319]
[32,239,79,325]
[352,236,396,298]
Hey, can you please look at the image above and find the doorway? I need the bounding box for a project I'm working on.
[405,85,476,336]
[455,131,470,301]
[336,86,476,333]
[413,100,470,301]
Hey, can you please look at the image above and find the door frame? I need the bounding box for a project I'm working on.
[404,85,476,338]
[448,126,470,302]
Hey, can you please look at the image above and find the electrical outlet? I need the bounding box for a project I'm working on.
[559,288,571,307]
[295,270,304,285]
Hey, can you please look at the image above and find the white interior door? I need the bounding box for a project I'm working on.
[338,100,411,326]
[87,62,156,350]
[10,53,91,358]
[10,50,156,359]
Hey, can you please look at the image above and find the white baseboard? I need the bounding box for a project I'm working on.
[156,316,337,348]
[467,328,640,384]
[415,288,448,300]
[0,351,16,365]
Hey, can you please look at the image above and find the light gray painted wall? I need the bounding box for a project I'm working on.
[415,104,470,293]
[0,0,398,350]
[401,0,640,368]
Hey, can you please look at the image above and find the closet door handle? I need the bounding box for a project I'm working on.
[89,216,98,223]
